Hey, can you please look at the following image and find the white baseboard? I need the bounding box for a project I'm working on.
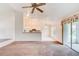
[0,39,15,48]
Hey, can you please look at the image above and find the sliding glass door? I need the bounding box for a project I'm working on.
[63,19,79,52]
[72,20,79,52]
[63,23,71,47]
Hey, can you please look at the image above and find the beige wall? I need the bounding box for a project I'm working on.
[0,4,15,40]
[15,11,41,41]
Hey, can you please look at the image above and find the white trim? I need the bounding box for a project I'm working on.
[0,39,14,48]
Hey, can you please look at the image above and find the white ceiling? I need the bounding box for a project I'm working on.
[9,3,79,21]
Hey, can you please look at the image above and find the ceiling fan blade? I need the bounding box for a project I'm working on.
[36,8,43,13]
[31,3,37,6]
[31,7,35,14]
[37,3,46,6]
[22,6,32,8]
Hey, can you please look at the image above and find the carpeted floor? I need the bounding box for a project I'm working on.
[0,41,79,56]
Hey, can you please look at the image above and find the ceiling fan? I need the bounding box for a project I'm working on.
[22,3,46,14]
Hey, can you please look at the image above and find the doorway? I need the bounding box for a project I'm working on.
[62,17,79,52]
